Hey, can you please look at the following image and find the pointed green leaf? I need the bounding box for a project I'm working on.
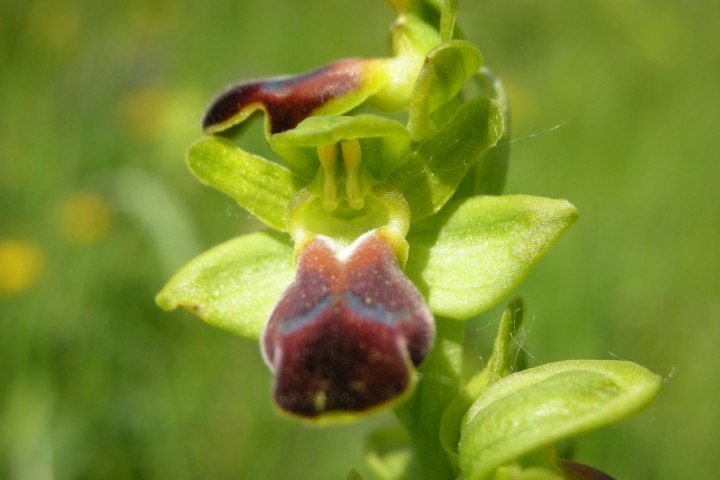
[270,114,410,181]
[458,360,662,480]
[156,231,295,340]
[187,136,305,231]
[406,195,578,320]
[408,40,483,141]
[392,98,503,221]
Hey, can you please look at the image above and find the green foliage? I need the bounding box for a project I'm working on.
[8,0,712,478]
[459,358,661,479]
[155,0,659,476]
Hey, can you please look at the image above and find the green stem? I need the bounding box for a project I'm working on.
[394,316,464,480]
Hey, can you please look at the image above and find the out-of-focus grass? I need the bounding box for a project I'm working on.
[1,0,717,478]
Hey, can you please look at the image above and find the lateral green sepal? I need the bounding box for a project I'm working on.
[187,136,304,231]
[406,195,578,319]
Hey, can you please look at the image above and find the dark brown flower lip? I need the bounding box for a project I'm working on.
[202,59,368,135]
[261,234,434,419]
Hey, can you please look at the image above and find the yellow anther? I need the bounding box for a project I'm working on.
[341,139,364,210]
[317,144,338,211]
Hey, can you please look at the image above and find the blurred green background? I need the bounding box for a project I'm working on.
[1,0,717,478]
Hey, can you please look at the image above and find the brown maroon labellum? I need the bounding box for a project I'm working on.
[261,232,434,419]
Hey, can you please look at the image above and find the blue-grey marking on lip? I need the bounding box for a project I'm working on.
[277,294,334,334]
[343,291,413,326]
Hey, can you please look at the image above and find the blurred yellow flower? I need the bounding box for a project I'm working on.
[58,192,113,245]
[119,87,169,140]
[0,241,44,295]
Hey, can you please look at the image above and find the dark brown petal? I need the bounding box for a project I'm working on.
[203,59,367,135]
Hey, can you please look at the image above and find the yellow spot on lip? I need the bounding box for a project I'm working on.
[313,390,327,411]
[0,240,44,295]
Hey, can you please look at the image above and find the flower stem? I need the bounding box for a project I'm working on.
[394,316,464,480]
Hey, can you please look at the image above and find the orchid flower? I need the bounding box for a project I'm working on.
[157,1,660,478]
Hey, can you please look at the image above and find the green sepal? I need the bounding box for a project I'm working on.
[270,114,410,181]
[408,40,483,141]
[406,195,578,320]
[187,136,305,231]
[458,360,662,480]
[391,97,503,221]
[155,231,295,340]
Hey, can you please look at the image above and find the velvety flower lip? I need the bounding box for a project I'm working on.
[202,59,376,135]
[261,232,434,419]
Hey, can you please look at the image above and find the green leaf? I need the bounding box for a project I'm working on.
[408,40,483,141]
[156,231,295,340]
[187,136,305,231]
[458,360,662,480]
[392,98,503,221]
[270,114,410,181]
[406,195,578,320]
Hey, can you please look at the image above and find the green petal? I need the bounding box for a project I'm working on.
[155,231,295,340]
[408,40,483,141]
[458,360,662,480]
[406,195,578,320]
[392,98,503,221]
[270,114,410,181]
[187,136,304,231]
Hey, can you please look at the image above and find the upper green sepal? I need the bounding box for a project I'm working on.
[406,195,578,320]
[155,231,295,340]
[187,136,304,231]
[458,360,662,480]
